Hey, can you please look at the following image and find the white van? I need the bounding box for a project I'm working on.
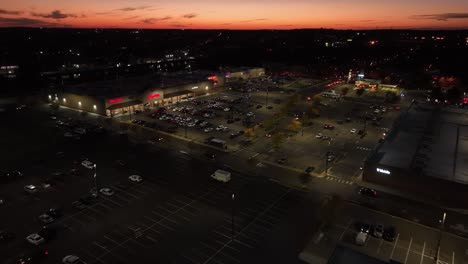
[355,231,368,245]
[211,170,231,182]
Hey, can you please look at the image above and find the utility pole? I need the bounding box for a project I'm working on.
[325,151,330,176]
[265,86,269,107]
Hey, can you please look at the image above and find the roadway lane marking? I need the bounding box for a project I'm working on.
[420,242,425,264]
[339,219,353,241]
[390,233,400,260]
[405,237,413,264]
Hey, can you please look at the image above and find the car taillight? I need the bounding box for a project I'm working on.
[44,251,49,255]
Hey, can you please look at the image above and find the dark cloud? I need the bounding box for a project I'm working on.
[141,16,172,24]
[182,13,197,19]
[31,10,77,20]
[96,12,113,15]
[410,13,468,21]
[117,6,151,12]
[171,23,189,28]
[124,16,140,20]
[0,16,61,27]
[240,18,268,23]
[0,9,22,15]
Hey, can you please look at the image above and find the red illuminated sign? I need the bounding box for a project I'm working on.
[208,75,218,81]
[108,98,123,104]
[147,93,161,100]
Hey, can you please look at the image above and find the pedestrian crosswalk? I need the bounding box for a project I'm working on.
[324,176,354,185]
[356,146,372,151]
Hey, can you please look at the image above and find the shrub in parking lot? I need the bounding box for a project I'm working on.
[287,120,301,133]
[341,87,349,96]
[271,132,286,150]
[355,88,365,96]
[244,127,256,138]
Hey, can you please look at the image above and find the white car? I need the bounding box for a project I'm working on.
[99,188,114,196]
[129,175,143,182]
[374,224,384,238]
[81,160,94,169]
[215,125,225,131]
[315,133,323,139]
[63,255,86,264]
[246,112,254,117]
[38,213,54,224]
[26,233,45,245]
[24,185,37,194]
[223,108,230,112]
[64,132,73,138]
[204,127,214,133]
[350,128,357,133]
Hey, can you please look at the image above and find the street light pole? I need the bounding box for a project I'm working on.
[301,111,305,136]
[184,111,188,138]
[93,164,98,197]
[435,212,447,263]
[231,193,235,241]
[265,87,269,107]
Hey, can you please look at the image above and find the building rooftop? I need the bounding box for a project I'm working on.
[372,102,468,185]
[64,72,213,98]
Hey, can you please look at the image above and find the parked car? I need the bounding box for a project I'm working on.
[350,128,357,133]
[383,226,396,241]
[26,233,45,245]
[38,214,54,224]
[18,248,49,264]
[315,133,323,139]
[128,175,143,182]
[0,230,14,243]
[276,158,287,164]
[47,208,63,219]
[24,185,38,194]
[81,160,94,169]
[358,187,377,198]
[305,166,315,173]
[99,188,114,196]
[63,255,86,264]
[355,231,368,245]
[374,224,384,238]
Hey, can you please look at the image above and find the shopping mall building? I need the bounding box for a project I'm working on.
[48,68,265,117]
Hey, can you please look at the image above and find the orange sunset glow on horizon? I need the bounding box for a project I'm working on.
[1,0,468,30]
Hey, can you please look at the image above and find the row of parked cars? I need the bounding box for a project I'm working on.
[355,221,396,245]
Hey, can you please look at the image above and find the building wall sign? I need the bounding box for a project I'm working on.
[376,168,391,175]
[147,93,161,99]
[108,98,123,104]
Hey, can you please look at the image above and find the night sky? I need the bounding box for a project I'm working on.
[0,0,467,29]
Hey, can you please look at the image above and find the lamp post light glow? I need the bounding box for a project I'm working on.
[48,95,52,100]
[63,98,67,103]
[78,101,82,107]
[93,105,97,110]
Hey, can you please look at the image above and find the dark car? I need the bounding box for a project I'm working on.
[72,201,86,210]
[205,153,216,160]
[47,208,63,219]
[256,105,263,109]
[17,248,49,264]
[383,226,396,241]
[358,187,377,197]
[355,222,371,233]
[0,230,15,243]
[38,225,57,241]
[305,166,315,173]
[267,106,273,109]
[276,158,287,164]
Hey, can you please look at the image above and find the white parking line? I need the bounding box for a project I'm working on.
[339,219,353,241]
[99,195,126,207]
[93,241,110,252]
[104,235,120,245]
[377,239,383,254]
[404,237,413,263]
[420,242,425,264]
[390,233,400,260]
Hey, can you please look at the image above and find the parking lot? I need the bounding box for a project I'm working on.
[323,202,468,264]
[123,77,405,182]
[0,104,317,264]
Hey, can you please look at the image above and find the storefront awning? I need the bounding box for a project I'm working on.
[164,90,193,98]
[107,100,142,110]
